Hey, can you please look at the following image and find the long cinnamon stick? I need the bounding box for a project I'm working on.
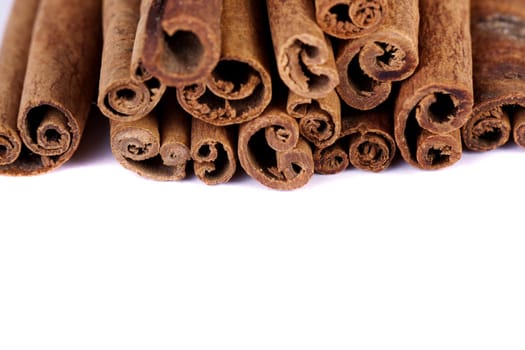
[140,0,222,87]
[176,0,272,126]
[287,90,341,149]
[335,0,419,110]
[238,103,314,190]
[13,0,101,175]
[267,0,339,99]
[191,118,236,185]
[462,0,525,151]
[0,0,39,172]
[315,0,387,39]
[98,0,166,122]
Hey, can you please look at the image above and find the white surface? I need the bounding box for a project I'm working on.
[1,1,524,349]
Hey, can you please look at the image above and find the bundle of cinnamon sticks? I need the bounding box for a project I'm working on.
[1,0,524,190]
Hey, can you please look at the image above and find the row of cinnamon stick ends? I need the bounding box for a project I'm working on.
[0,0,523,190]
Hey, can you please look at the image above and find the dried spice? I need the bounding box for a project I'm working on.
[0,0,39,172]
[313,141,350,175]
[286,90,341,149]
[140,0,222,87]
[335,0,419,110]
[267,0,339,99]
[98,0,165,122]
[462,0,525,151]
[176,0,272,126]
[315,0,387,39]
[191,118,237,185]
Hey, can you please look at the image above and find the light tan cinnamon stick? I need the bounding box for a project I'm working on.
[0,0,39,172]
[335,0,419,110]
[462,0,525,151]
[139,0,222,87]
[176,0,272,126]
[238,103,314,190]
[267,0,339,99]
[98,0,166,122]
[287,90,341,149]
[315,0,387,39]
[13,0,101,175]
[191,118,236,185]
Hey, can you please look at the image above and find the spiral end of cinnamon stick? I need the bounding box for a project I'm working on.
[415,131,462,170]
[192,140,237,186]
[314,142,349,175]
[316,0,386,39]
[349,133,395,172]
[113,126,160,162]
[0,130,22,166]
[512,107,525,148]
[463,107,512,151]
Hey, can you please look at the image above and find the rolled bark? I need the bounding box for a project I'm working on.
[139,0,222,87]
[0,0,39,172]
[462,0,525,151]
[313,140,349,175]
[267,0,339,99]
[191,118,237,185]
[335,0,419,110]
[287,90,341,149]
[176,0,272,126]
[14,0,101,175]
[98,0,166,122]
[315,0,387,39]
[238,104,314,190]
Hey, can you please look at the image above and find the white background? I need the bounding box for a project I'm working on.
[1,1,524,349]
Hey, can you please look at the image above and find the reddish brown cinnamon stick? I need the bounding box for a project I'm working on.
[267,0,339,99]
[176,0,272,126]
[238,104,314,190]
[139,0,222,87]
[191,118,237,185]
[0,0,39,172]
[313,140,349,175]
[462,0,525,151]
[287,90,341,149]
[335,0,419,110]
[98,0,166,122]
[315,0,387,39]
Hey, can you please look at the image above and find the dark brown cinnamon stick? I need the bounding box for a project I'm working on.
[12,0,101,175]
[139,0,222,87]
[335,0,419,110]
[315,0,387,39]
[191,118,236,185]
[287,90,341,149]
[176,0,272,126]
[462,0,525,151]
[267,0,339,99]
[98,0,166,122]
[0,0,39,172]
[238,104,314,190]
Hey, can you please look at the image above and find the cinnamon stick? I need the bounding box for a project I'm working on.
[313,140,349,175]
[98,0,166,122]
[462,0,525,151]
[287,90,341,149]
[176,0,272,126]
[191,119,236,185]
[110,94,191,181]
[238,103,314,190]
[267,0,339,99]
[13,0,101,175]
[140,0,222,87]
[335,0,419,110]
[315,0,387,39]
[0,0,39,172]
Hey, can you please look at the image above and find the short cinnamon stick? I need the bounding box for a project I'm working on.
[267,0,339,99]
[238,104,314,190]
[315,0,387,39]
[462,0,525,151]
[313,140,349,175]
[176,0,272,126]
[98,0,166,122]
[0,0,39,172]
[191,118,236,185]
[287,90,341,149]
[140,0,222,87]
[335,0,419,110]
[15,0,102,175]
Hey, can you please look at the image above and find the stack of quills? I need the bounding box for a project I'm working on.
[0,0,524,190]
